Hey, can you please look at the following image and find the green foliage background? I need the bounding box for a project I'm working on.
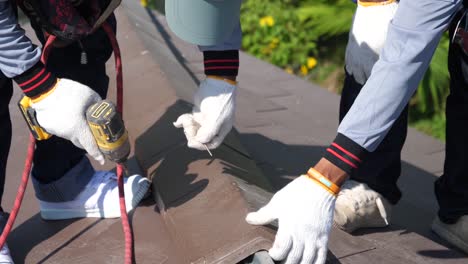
[148,0,450,141]
[241,0,450,141]
[241,0,353,72]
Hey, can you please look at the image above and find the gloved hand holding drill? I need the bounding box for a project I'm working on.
[0,1,151,262]
[174,77,237,150]
[30,78,105,164]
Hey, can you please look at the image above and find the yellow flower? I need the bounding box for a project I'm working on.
[268,17,275,26]
[285,67,293,74]
[307,57,317,69]
[140,0,147,7]
[259,16,275,27]
[259,19,267,27]
[300,65,309,76]
[261,46,271,55]
[268,38,280,49]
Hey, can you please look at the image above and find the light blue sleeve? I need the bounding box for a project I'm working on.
[338,0,462,152]
[198,22,242,51]
[0,0,40,78]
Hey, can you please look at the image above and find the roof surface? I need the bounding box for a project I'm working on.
[2,1,467,263]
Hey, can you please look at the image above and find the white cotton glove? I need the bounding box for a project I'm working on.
[345,0,398,85]
[173,77,236,150]
[246,176,336,264]
[31,78,105,164]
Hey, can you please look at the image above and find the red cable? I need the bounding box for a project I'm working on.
[102,23,123,116]
[117,164,132,264]
[41,34,56,64]
[0,24,134,264]
[102,22,133,264]
[0,135,35,249]
[0,33,55,250]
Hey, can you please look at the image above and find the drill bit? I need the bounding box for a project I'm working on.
[203,144,213,157]
[181,126,212,157]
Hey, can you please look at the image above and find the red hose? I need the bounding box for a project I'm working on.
[102,22,133,264]
[102,23,123,116]
[41,34,56,64]
[0,135,35,249]
[0,33,55,250]
[0,23,134,264]
[116,164,132,264]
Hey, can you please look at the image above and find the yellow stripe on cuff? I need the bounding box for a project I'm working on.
[206,75,237,86]
[31,78,59,103]
[358,0,396,7]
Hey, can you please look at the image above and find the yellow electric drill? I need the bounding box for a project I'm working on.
[18,96,52,141]
[19,97,130,163]
[85,100,130,163]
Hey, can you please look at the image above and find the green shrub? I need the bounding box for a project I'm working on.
[146,0,450,140]
[408,33,450,141]
[413,34,450,116]
[240,0,354,76]
[241,0,450,140]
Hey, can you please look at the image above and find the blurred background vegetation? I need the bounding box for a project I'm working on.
[147,0,450,141]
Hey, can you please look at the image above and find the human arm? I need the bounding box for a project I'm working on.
[174,22,242,150]
[0,0,104,163]
[345,0,399,85]
[246,1,463,263]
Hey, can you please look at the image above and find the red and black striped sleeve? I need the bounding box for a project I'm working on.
[324,133,368,174]
[13,61,57,98]
[203,50,239,76]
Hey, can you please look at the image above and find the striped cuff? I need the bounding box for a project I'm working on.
[203,50,239,76]
[14,62,57,98]
[324,133,368,174]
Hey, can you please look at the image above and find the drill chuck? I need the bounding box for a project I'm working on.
[86,100,130,163]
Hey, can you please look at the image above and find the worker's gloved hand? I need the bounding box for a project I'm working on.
[31,78,105,164]
[246,176,336,264]
[345,0,398,85]
[174,77,236,150]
